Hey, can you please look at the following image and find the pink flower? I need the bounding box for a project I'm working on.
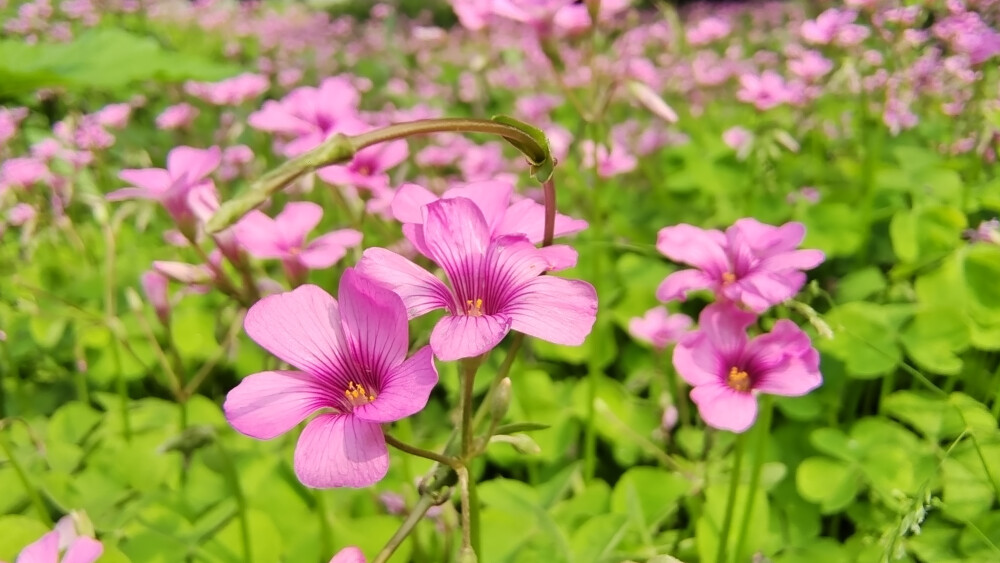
[656,219,825,313]
[788,50,833,82]
[156,103,199,130]
[93,103,131,129]
[224,271,439,488]
[0,106,29,145]
[737,71,792,111]
[7,203,36,226]
[390,180,587,269]
[800,9,859,45]
[233,202,362,281]
[219,144,254,181]
[248,77,365,157]
[491,0,576,28]
[628,307,692,349]
[316,139,408,192]
[0,157,49,191]
[722,126,753,158]
[329,546,366,563]
[450,0,493,30]
[108,146,221,231]
[673,303,822,432]
[3,515,103,563]
[581,140,637,178]
[357,197,598,361]
[686,16,731,45]
[185,73,270,106]
[552,0,631,33]
[141,270,171,325]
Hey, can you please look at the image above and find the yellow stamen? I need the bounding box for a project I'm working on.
[722,272,737,284]
[466,298,484,317]
[344,380,377,407]
[726,366,751,392]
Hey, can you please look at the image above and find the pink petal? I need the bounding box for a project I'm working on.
[697,302,755,357]
[105,187,161,202]
[275,201,323,246]
[430,314,513,361]
[117,168,171,194]
[505,276,598,346]
[536,245,578,271]
[690,383,760,432]
[753,356,822,397]
[300,229,363,269]
[15,532,59,563]
[315,165,354,187]
[329,546,367,563]
[356,248,453,318]
[354,346,438,423]
[672,332,724,386]
[656,224,729,274]
[166,146,221,183]
[391,183,438,224]
[655,269,716,302]
[495,199,589,243]
[442,180,514,233]
[224,370,322,440]
[421,198,491,276]
[337,269,408,374]
[372,139,409,171]
[294,414,388,488]
[734,270,805,311]
[243,284,348,376]
[759,249,825,271]
[60,537,103,563]
[234,211,287,258]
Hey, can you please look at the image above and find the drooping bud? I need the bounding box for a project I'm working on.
[490,377,512,425]
[489,433,541,455]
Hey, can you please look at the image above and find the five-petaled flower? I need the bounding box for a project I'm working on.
[2,515,103,563]
[357,197,598,361]
[656,219,824,313]
[107,145,221,235]
[673,303,822,432]
[224,269,439,488]
[233,201,362,284]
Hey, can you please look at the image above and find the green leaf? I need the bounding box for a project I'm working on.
[883,391,964,440]
[610,467,690,527]
[796,457,860,513]
[899,307,970,375]
[818,302,903,378]
[0,515,49,561]
[570,513,630,563]
[964,244,1000,311]
[835,266,887,303]
[800,203,865,258]
[48,401,102,445]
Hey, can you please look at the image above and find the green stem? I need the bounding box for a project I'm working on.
[216,441,251,562]
[315,490,332,559]
[733,397,773,561]
[0,432,51,526]
[716,434,745,563]
[103,222,131,441]
[371,494,439,563]
[458,358,481,556]
[386,434,459,468]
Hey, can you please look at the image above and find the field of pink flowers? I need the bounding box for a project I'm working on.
[2,0,1000,562]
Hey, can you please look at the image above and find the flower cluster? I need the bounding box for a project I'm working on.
[636,219,825,432]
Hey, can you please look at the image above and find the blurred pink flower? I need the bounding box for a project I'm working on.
[673,303,821,432]
[156,103,199,130]
[7,203,36,226]
[450,0,492,30]
[3,515,103,563]
[329,546,366,563]
[224,271,439,488]
[628,307,692,349]
[141,270,171,325]
[219,144,254,181]
[0,157,50,191]
[737,71,792,110]
[722,126,753,158]
[316,139,408,192]
[788,50,833,82]
[107,145,221,232]
[686,16,732,45]
[234,201,362,283]
[656,219,825,313]
[93,103,132,129]
[248,76,365,157]
[0,106,28,145]
[581,140,637,178]
[357,197,597,361]
[185,73,270,106]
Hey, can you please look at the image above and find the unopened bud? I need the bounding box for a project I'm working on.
[489,433,541,455]
[125,288,144,313]
[153,260,212,286]
[490,378,512,424]
[627,80,679,123]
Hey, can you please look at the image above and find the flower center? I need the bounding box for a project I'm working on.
[722,272,737,284]
[466,298,484,317]
[344,380,376,407]
[726,366,752,392]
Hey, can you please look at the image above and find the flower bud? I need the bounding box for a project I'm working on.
[489,433,541,455]
[490,377,512,424]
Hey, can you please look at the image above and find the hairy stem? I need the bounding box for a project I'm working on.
[372,494,439,563]
[716,434,745,563]
[386,434,459,468]
[733,397,773,561]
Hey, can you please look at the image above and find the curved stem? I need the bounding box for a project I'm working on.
[458,358,482,556]
[371,494,439,563]
[385,434,459,468]
[216,441,252,562]
[0,432,51,526]
[716,434,745,563]
[733,396,773,561]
